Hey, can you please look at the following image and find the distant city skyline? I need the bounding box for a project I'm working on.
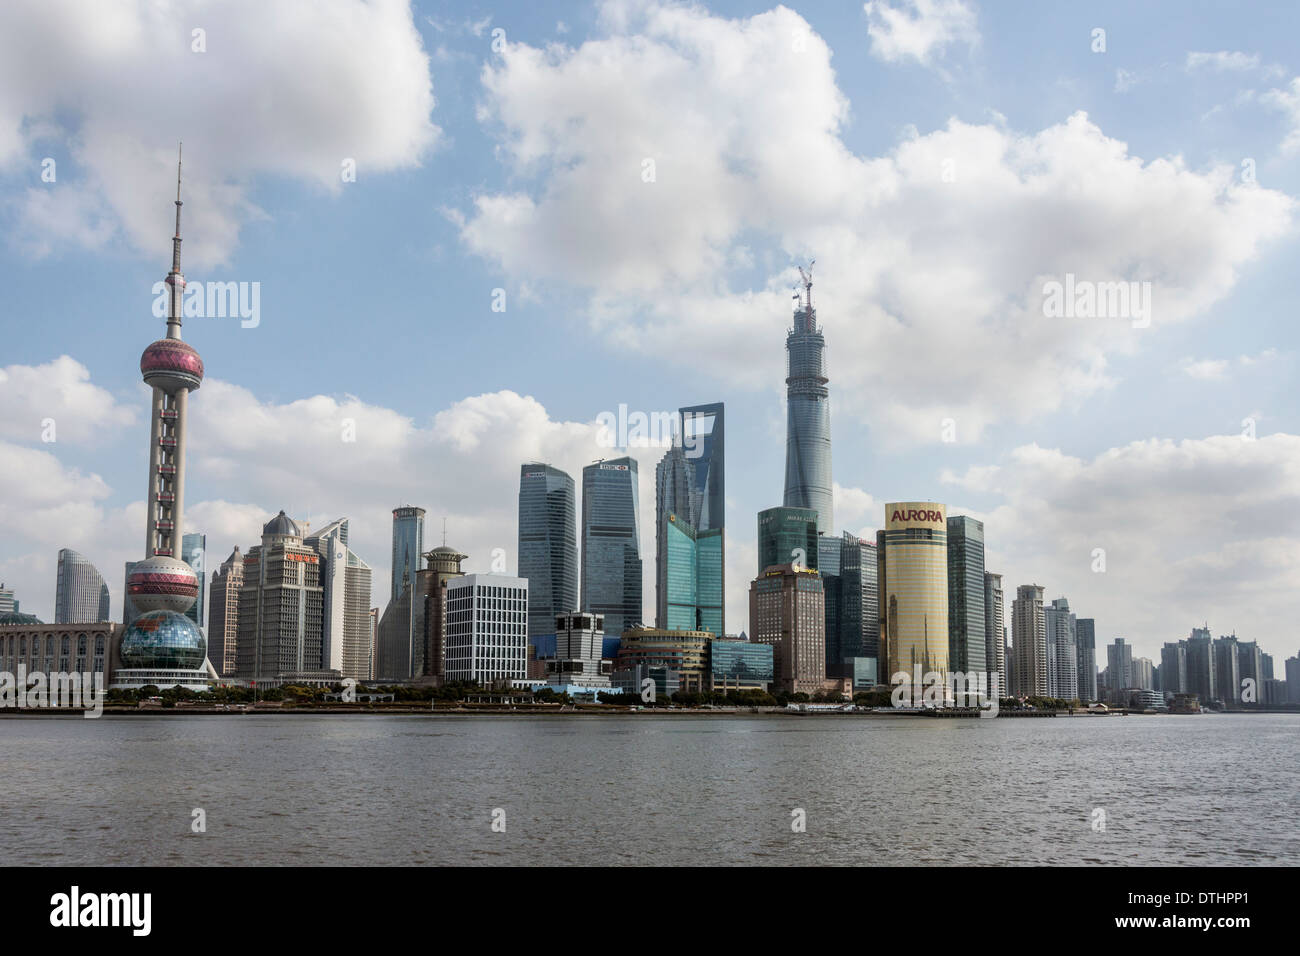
[2,0,1298,669]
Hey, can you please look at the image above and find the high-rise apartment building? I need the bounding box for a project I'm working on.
[1106,638,1134,702]
[1011,584,1047,697]
[54,549,110,624]
[207,546,243,677]
[946,516,987,679]
[307,518,374,681]
[983,572,1006,697]
[783,268,832,534]
[880,503,950,681]
[1159,640,1187,698]
[444,574,528,684]
[236,511,327,681]
[750,563,825,695]
[519,464,578,643]
[1044,597,1078,700]
[581,457,642,637]
[1131,657,1155,691]
[1185,628,1216,706]
[1213,634,1241,709]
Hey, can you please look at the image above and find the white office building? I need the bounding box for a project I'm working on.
[445,574,528,685]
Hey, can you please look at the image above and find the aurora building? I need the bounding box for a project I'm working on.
[879,503,950,683]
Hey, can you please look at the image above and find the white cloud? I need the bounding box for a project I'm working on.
[0,355,137,442]
[460,1,1295,446]
[1263,77,1300,155]
[1186,50,1261,72]
[0,0,438,264]
[863,0,979,67]
[1180,349,1280,381]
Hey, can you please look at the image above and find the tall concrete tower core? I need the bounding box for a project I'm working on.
[783,265,832,535]
[115,148,213,692]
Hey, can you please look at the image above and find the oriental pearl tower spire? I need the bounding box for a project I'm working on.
[117,146,213,690]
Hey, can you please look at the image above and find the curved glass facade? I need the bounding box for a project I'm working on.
[120,609,207,670]
[882,503,949,680]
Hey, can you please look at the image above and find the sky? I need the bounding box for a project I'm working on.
[1,0,1298,669]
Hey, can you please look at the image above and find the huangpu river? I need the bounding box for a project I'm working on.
[2,713,1296,865]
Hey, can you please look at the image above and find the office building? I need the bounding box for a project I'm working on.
[614,626,711,694]
[390,506,425,604]
[546,611,612,689]
[1011,584,1047,697]
[307,518,374,681]
[207,547,243,677]
[519,464,578,643]
[235,511,329,682]
[1159,640,1187,698]
[880,503,950,682]
[1105,638,1134,703]
[54,549,110,624]
[1286,656,1300,703]
[411,543,467,681]
[835,533,877,675]
[181,531,206,627]
[783,268,833,534]
[0,583,15,615]
[709,639,774,692]
[750,563,825,695]
[444,574,528,684]
[946,516,987,680]
[581,457,642,637]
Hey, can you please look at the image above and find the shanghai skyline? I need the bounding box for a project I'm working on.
[1,0,1298,672]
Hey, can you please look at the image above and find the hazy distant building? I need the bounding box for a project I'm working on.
[1011,584,1047,697]
[519,464,578,643]
[181,531,206,627]
[444,574,528,684]
[1106,639,1134,703]
[946,516,986,679]
[1185,628,1216,706]
[581,457,642,637]
[54,549,110,624]
[1132,657,1155,691]
[750,563,825,695]
[983,573,1006,696]
[236,511,328,681]
[207,546,243,677]
[1075,618,1098,702]
[1286,656,1300,703]
[881,504,950,681]
[783,269,833,535]
[1237,640,1265,704]
[1159,641,1187,698]
[1213,634,1241,709]
[307,518,373,681]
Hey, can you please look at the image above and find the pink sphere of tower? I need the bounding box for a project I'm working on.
[128,555,200,615]
[141,338,204,394]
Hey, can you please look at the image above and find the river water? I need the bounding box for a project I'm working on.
[1,713,1295,865]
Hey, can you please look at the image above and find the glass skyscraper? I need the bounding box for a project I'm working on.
[655,405,724,633]
[518,464,579,641]
[946,516,987,676]
[783,272,832,535]
[581,457,642,638]
[660,513,723,635]
[54,548,110,624]
[390,506,425,604]
[757,506,819,574]
[182,531,206,628]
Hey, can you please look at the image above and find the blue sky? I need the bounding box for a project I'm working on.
[1,0,1298,667]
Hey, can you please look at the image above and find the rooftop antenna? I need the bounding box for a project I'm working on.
[442,517,447,546]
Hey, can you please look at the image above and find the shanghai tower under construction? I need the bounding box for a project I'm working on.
[783,264,832,535]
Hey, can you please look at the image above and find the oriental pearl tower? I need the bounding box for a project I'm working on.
[115,146,214,690]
